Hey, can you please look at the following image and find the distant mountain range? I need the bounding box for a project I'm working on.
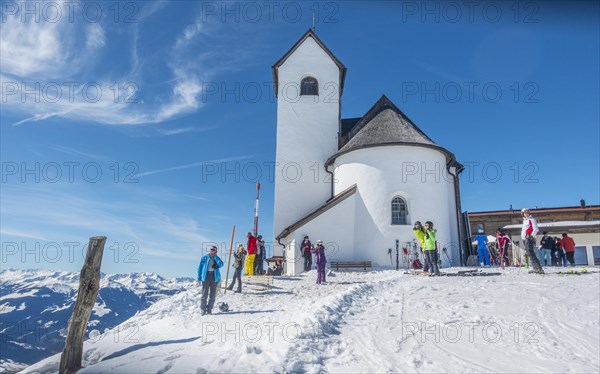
[0,269,193,372]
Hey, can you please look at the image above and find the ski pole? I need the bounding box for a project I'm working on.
[224,225,235,294]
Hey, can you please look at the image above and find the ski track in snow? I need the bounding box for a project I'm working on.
[20,268,600,374]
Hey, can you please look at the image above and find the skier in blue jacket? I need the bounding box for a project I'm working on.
[474,230,490,266]
[197,246,224,315]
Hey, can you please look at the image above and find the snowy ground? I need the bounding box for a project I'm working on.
[23,267,600,373]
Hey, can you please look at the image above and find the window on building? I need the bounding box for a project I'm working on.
[476,224,485,234]
[574,246,589,266]
[593,246,600,266]
[300,77,318,96]
[391,197,408,225]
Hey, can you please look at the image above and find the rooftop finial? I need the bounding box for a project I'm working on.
[312,10,316,32]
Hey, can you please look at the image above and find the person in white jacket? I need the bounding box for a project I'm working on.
[520,208,544,274]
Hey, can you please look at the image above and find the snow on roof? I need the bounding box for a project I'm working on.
[503,221,600,229]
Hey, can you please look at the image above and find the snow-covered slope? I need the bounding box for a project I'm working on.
[0,269,193,372]
[22,267,599,373]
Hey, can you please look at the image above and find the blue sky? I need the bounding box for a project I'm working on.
[1,1,598,278]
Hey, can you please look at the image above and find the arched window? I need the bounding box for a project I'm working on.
[391,197,408,225]
[300,76,318,96]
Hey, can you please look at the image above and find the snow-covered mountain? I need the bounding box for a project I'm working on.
[20,267,600,373]
[0,269,194,372]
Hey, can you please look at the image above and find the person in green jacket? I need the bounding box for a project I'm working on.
[413,221,429,271]
[423,221,441,276]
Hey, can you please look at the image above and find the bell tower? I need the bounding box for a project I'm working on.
[272,29,346,256]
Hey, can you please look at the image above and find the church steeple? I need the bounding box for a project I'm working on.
[271,29,346,98]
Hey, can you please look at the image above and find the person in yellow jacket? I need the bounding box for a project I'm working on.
[413,221,429,272]
[423,221,441,276]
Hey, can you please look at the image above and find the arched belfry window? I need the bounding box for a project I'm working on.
[300,76,318,96]
[391,197,408,225]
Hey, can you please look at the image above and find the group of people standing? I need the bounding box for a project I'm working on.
[539,231,577,267]
[412,221,441,276]
[300,236,327,284]
[244,232,266,276]
[196,232,267,315]
[473,208,578,274]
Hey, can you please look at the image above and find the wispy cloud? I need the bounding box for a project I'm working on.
[0,228,49,241]
[1,183,212,260]
[135,155,254,178]
[50,145,108,161]
[0,2,226,127]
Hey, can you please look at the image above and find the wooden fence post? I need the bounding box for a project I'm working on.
[59,236,107,374]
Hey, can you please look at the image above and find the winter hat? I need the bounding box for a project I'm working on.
[315,240,323,245]
[521,208,530,215]
[218,302,229,312]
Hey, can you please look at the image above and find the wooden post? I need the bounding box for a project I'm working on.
[224,225,235,293]
[59,236,107,374]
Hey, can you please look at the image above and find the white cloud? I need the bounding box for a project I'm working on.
[135,155,254,178]
[0,2,218,127]
[1,183,212,260]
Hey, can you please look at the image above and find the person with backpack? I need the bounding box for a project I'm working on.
[521,208,544,274]
[423,221,440,276]
[254,235,265,275]
[227,244,247,293]
[560,233,576,266]
[300,235,313,272]
[311,240,327,284]
[197,246,224,315]
[539,231,555,267]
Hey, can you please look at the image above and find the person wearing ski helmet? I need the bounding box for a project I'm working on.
[423,221,440,276]
[473,228,490,267]
[520,208,544,274]
[300,235,313,272]
[311,240,327,284]
[413,221,429,272]
[197,245,224,315]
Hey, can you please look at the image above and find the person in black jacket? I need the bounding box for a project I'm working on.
[553,236,566,266]
[300,236,313,272]
[539,231,555,266]
[254,235,266,275]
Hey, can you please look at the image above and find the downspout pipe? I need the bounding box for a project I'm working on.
[446,157,465,266]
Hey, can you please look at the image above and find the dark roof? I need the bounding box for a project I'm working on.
[328,95,460,168]
[340,117,361,138]
[276,184,357,240]
[272,29,347,98]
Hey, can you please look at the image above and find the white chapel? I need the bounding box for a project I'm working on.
[271,30,464,275]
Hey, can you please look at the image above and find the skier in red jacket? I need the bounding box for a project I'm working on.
[495,228,511,268]
[246,232,257,275]
[559,233,576,266]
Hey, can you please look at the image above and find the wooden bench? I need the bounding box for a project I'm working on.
[244,275,274,290]
[329,261,373,272]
